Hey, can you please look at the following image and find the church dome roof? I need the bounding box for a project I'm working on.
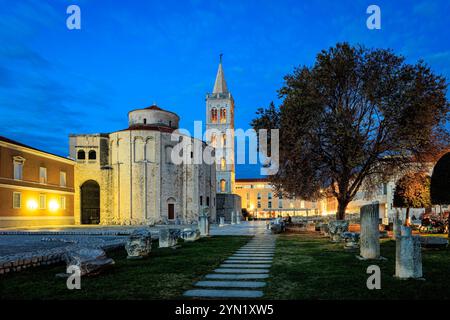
[127,104,180,130]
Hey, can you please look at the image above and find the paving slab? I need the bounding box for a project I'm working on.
[195,281,267,288]
[220,264,271,268]
[214,268,269,274]
[205,273,270,280]
[224,259,273,264]
[228,257,273,261]
[184,289,264,298]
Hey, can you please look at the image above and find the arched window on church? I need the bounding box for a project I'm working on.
[220,108,227,123]
[220,158,226,171]
[88,150,96,160]
[211,108,218,123]
[77,150,85,160]
[220,179,227,193]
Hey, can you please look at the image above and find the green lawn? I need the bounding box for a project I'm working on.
[0,236,250,300]
[266,233,450,299]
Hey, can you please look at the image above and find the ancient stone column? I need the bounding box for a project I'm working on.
[395,227,423,279]
[231,211,236,225]
[198,212,210,237]
[359,203,380,259]
[219,216,225,226]
[236,213,241,224]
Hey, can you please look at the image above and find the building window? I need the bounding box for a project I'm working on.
[169,121,172,127]
[268,192,272,200]
[60,196,66,210]
[257,192,261,200]
[210,134,217,147]
[220,108,227,123]
[143,118,147,124]
[60,171,67,187]
[200,196,203,206]
[77,150,85,160]
[206,196,210,206]
[300,200,305,209]
[220,179,227,193]
[13,192,21,209]
[278,199,283,208]
[257,200,261,208]
[220,158,226,171]
[13,158,24,180]
[222,134,226,147]
[39,194,46,210]
[211,108,218,123]
[39,167,47,184]
[88,150,97,160]
[246,192,249,200]
[268,201,272,209]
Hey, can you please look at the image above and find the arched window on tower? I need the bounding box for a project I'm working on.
[220,179,227,193]
[77,150,85,160]
[220,108,227,123]
[211,108,218,123]
[210,134,216,147]
[88,150,97,160]
[220,157,226,171]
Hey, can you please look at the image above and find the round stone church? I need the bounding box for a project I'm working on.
[69,105,217,225]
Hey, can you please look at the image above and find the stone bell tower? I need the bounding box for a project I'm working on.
[206,55,235,194]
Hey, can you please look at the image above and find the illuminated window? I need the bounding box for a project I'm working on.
[220,108,227,123]
[220,179,227,193]
[220,158,226,171]
[13,192,21,209]
[60,171,66,187]
[39,194,46,210]
[211,108,218,123]
[77,150,85,160]
[210,134,217,147]
[60,196,66,210]
[39,167,47,184]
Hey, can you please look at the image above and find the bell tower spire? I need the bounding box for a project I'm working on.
[213,54,228,94]
[206,55,235,194]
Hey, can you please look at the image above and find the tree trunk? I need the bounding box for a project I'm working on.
[404,207,410,226]
[336,198,348,220]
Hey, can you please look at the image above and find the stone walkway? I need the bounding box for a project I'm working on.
[183,235,276,298]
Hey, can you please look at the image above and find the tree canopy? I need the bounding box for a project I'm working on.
[393,172,431,209]
[252,43,449,220]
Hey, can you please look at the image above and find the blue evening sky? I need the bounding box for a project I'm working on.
[0,0,449,178]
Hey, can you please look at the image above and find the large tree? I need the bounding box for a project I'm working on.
[252,43,449,220]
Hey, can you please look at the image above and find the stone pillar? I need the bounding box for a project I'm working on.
[395,227,423,279]
[198,211,210,237]
[359,203,380,259]
[393,208,402,239]
[236,213,241,224]
[231,211,236,225]
[219,216,225,226]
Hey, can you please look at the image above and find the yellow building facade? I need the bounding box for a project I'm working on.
[234,178,318,219]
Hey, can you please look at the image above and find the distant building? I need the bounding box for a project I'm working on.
[234,178,318,219]
[0,136,75,228]
[69,105,216,225]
